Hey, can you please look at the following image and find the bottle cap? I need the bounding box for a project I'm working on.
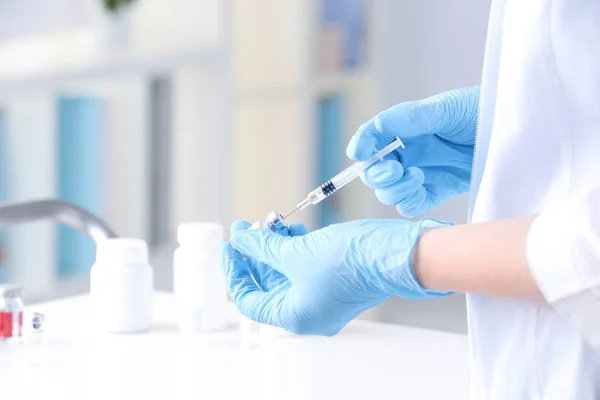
[96,238,149,264]
[0,284,23,298]
[177,222,224,248]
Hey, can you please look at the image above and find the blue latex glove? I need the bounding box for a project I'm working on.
[346,86,479,218]
[220,218,452,336]
[227,220,309,293]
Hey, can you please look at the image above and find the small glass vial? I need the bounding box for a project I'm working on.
[31,313,45,331]
[241,211,291,346]
[174,222,226,333]
[249,211,288,234]
[0,284,24,340]
[28,312,46,343]
[23,312,48,365]
[90,238,153,333]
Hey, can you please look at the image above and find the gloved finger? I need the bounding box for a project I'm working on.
[231,220,252,234]
[239,285,292,327]
[348,87,479,163]
[289,223,309,237]
[375,100,445,140]
[220,242,290,323]
[243,223,308,290]
[249,263,288,292]
[421,165,472,191]
[238,242,288,292]
[347,99,443,162]
[395,187,430,218]
[376,89,479,141]
[231,229,293,275]
[398,135,474,171]
[220,242,261,301]
[374,166,425,206]
[417,167,470,211]
[346,119,384,161]
[360,159,404,189]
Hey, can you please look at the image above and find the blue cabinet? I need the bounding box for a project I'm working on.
[317,94,344,227]
[57,97,104,277]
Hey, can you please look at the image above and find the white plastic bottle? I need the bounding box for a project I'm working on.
[90,238,153,333]
[174,222,226,333]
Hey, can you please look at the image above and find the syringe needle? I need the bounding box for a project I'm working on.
[283,207,300,219]
[282,196,313,219]
[281,138,405,222]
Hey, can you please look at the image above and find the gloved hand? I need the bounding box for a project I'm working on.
[221,218,452,336]
[346,86,479,218]
[227,220,309,294]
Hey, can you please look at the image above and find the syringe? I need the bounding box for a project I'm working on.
[284,137,405,218]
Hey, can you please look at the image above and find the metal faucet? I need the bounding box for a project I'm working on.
[0,199,117,242]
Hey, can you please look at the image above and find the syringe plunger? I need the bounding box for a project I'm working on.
[295,137,405,210]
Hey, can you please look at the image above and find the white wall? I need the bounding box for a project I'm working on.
[376,0,490,108]
[376,0,490,225]
[5,90,57,297]
[101,80,150,241]
[171,66,232,229]
[369,0,491,332]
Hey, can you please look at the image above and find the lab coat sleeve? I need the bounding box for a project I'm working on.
[527,185,600,351]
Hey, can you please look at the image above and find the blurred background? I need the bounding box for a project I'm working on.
[0,0,490,334]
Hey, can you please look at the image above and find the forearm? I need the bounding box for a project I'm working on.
[412,215,545,302]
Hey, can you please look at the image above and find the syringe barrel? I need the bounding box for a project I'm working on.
[329,162,367,191]
[329,137,404,192]
[297,137,405,209]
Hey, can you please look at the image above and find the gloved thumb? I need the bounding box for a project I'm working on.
[347,101,429,161]
[347,86,479,161]
[231,229,292,273]
[346,119,383,161]
[347,100,432,161]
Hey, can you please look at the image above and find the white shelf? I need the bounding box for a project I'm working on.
[0,48,227,91]
[0,26,228,92]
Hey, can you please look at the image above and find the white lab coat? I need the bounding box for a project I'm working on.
[469,0,600,398]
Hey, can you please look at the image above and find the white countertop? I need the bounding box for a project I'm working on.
[0,292,470,399]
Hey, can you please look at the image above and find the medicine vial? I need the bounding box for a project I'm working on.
[249,211,288,234]
[174,222,226,333]
[0,285,24,340]
[90,238,153,333]
[242,211,291,346]
[31,313,45,331]
[26,312,47,348]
